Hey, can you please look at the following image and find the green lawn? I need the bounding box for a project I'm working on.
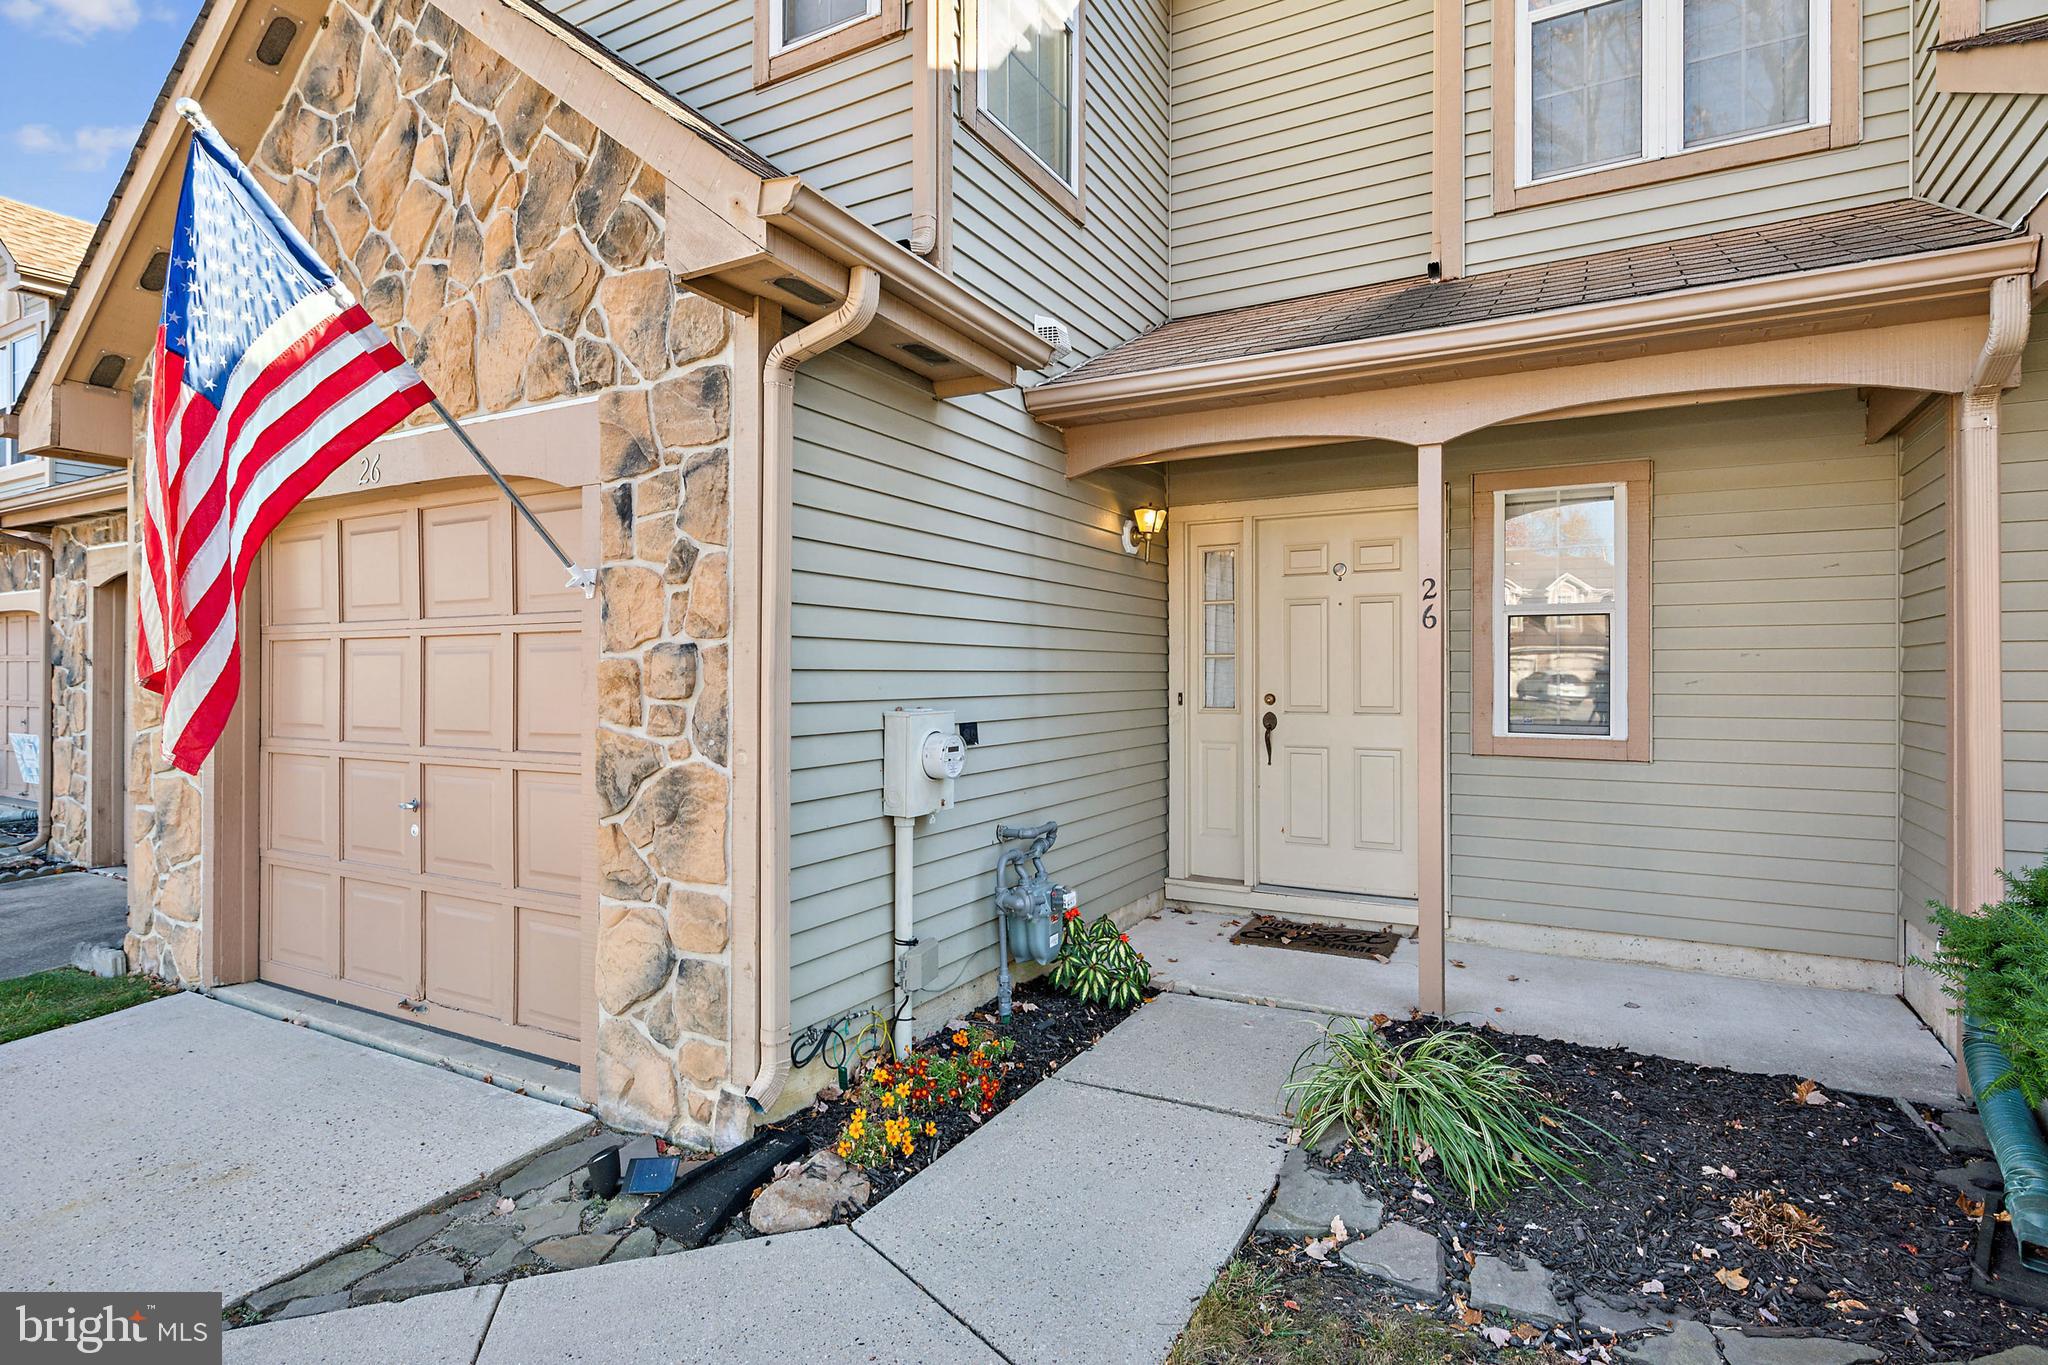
[0,968,167,1045]
[1168,1260,1475,1365]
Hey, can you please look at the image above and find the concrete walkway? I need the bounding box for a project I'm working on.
[1135,909,1960,1102]
[0,992,588,1300]
[0,870,128,978]
[222,996,1308,1364]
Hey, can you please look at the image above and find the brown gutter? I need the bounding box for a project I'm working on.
[1024,235,2042,426]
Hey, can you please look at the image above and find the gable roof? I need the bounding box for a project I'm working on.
[1046,200,2018,390]
[0,197,94,293]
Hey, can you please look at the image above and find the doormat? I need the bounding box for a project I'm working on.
[1228,915,1400,961]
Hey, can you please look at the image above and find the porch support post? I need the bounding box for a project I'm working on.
[1946,275,2030,939]
[1416,442,1447,1015]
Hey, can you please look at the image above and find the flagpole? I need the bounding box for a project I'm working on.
[172,97,598,599]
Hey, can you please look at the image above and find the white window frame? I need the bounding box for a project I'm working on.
[769,0,882,55]
[975,0,1083,194]
[1489,480,1629,744]
[1512,0,1832,188]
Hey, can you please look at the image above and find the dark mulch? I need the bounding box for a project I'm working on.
[750,979,1135,1212]
[1279,1018,2045,1361]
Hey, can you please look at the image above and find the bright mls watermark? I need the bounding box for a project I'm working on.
[3,1294,220,1363]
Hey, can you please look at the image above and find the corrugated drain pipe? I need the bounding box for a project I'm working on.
[747,265,882,1112]
[0,531,55,857]
[1962,1017,2048,1270]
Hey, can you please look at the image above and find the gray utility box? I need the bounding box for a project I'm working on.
[995,823,1074,966]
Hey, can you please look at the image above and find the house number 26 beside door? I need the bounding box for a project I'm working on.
[1420,576,1438,629]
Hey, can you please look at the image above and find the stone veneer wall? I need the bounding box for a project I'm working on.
[124,0,742,1144]
[48,513,129,865]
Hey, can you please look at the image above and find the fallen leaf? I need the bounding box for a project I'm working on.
[1512,1323,1543,1342]
[1715,1268,1752,1293]
[1450,959,1467,969]
[493,1197,515,1216]
[1481,1327,1513,1348]
[1330,1215,1349,1242]
[1525,1054,1547,1065]
[1283,1299,1299,1311]
[1791,1079,1830,1106]
[1370,1012,1392,1027]
[1830,1299,1868,1313]
[1640,1279,1665,1296]
[1454,1295,1482,1327]
[1901,1307,1920,1326]
[1958,1193,1987,1218]
[1891,1181,1912,1194]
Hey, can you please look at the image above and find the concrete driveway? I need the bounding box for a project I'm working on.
[0,871,128,978]
[0,991,587,1301]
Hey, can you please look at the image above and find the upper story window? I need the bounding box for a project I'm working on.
[1471,462,1651,761]
[965,0,1085,219]
[1518,0,1828,183]
[0,323,41,465]
[753,0,906,87]
[775,0,878,51]
[1498,0,1853,208]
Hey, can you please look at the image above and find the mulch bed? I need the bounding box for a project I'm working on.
[1264,1017,2046,1361]
[743,978,1134,1214]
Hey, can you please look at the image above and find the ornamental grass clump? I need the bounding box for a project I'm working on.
[832,1024,1015,1168]
[1048,910,1151,1008]
[1913,861,2048,1106]
[1285,1019,1602,1209]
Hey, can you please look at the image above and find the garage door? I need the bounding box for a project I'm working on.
[257,483,591,1062]
[0,611,39,804]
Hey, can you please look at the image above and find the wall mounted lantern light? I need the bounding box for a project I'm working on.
[1121,504,1166,560]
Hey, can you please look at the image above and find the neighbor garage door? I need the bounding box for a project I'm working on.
[257,483,591,1062]
[0,610,39,804]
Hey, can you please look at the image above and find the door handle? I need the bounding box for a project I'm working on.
[1261,711,1277,765]
[398,798,420,811]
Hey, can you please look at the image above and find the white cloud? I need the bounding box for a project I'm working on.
[2,0,142,37]
[11,123,141,172]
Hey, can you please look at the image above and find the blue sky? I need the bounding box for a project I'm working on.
[0,0,202,222]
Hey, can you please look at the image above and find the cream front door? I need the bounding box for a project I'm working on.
[1253,509,1418,898]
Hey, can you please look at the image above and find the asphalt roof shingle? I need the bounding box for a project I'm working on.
[0,197,94,289]
[1050,199,2017,388]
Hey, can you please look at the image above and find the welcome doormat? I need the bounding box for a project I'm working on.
[1228,915,1400,961]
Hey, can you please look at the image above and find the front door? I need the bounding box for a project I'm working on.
[1253,509,1418,898]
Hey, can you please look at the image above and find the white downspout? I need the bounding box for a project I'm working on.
[0,530,55,857]
[891,814,915,1058]
[748,265,882,1111]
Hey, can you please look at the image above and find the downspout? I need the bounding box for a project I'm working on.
[1947,272,2031,1072]
[907,0,951,264]
[0,531,56,856]
[748,265,882,1111]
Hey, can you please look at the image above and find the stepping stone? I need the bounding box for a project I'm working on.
[1936,1109,1992,1156]
[1626,1321,1721,1365]
[501,1133,621,1201]
[1935,1160,2005,1196]
[516,1201,585,1244]
[1256,1147,1383,1237]
[1958,1351,2048,1365]
[438,1219,517,1261]
[373,1210,452,1258]
[1716,1332,1882,1365]
[1337,1220,1442,1298]
[593,1194,650,1234]
[1469,1254,1568,1324]
[475,1240,540,1280]
[350,1253,465,1305]
[246,1249,392,1313]
[608,1228,658,1262]
[515,1174,572,1209]
[268,1292,350,1322]
[533,1232,621,1269]
[1575,1293,1680,1337]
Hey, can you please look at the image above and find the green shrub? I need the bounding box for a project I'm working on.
[1047,911,1151,1008]
[1285,1019,1602,1209]
[1913,862,2048,1106]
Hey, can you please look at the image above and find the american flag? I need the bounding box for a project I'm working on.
[140,118,432,773]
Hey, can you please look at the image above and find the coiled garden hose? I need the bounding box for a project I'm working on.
[1963,1015,2048,1271]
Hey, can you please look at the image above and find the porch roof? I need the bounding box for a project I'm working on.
[1044,199,2014,389]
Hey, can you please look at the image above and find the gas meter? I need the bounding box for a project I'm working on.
[992,821,1073,1017]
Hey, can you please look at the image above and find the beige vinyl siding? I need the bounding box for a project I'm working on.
[1447,397,1903,961]
[1898,398,1947,934]
[786,350,1168,1033]
[552,0,916,237]
[1909,0,2048,229]
[1165,396,1905,962]
[1167,0,1435,315]
[2005,307,2048,875]
[950,0,1171,363]
[1459,0,1914,273]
